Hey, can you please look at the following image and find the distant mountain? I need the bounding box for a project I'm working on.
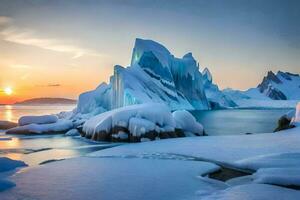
[15,98,77,105]
[223,71,300,108]
[257,71,300,100]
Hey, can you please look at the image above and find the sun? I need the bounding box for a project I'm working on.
[4,87,13,95]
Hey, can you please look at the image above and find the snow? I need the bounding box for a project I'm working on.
[2,109,300,199]
[65,129,80,136]
[1,157,221,200]
[275,72,300,100]
[201,184,300,200]
[129,117,156,136]
[172,110,203,135]
[234,152,300,170]
[0,157,27,173]
[6,119,73,134]
[76,83,110,114]
[231,99,298,109]
[0,157,27,192]
[83,103,178,139]
[253,168,300,186]
[90,126,300,166]
[18,115,58,126]
[222,71,300,108]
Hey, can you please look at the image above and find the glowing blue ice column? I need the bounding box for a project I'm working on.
[112,65,125,109]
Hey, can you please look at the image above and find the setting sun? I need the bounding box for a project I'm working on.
[4,87,13,95]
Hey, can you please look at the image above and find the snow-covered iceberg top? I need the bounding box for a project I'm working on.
[6,114,73,135]
[82,103,204,142]
[18,115,58,126]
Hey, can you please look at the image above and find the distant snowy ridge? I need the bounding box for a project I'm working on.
[223,70,300,108]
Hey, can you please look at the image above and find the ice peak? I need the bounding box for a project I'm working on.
[131,38,171,67]
[203,67,212,83]
[182,52,194,60]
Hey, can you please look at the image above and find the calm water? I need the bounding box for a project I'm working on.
[0,104,76,122]
[0,104,117,166]
[0,105,292,166]
[192,109,291,136]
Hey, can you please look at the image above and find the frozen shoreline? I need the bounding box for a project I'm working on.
[1,125,300,199]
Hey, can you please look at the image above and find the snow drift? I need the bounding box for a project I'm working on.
[18,115,58,126]
[82,103,204,142]
[6,114,73,135]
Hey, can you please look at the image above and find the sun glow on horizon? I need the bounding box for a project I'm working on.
[4,87,13,95]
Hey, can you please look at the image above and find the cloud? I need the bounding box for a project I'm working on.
[47,84,61,87]
[35,83,62,87]
[0,16,104,59]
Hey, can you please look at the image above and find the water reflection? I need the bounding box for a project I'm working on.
[0,138,20,149]
[0,104,76,122]
[0,133,116,166]
[4,105,13,122]
[192,109,291,135]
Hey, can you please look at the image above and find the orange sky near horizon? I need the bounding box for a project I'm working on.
[0,60,114,104]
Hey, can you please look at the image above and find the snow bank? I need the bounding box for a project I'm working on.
[0,158,26,192]
[6,119,73,134]
[232,99,298,109]
[0,157,27,173]
[253,168,300,187]
[90,126,300,166]
[201,184,300,200]
[172,110,203,135]
[18,115,58,126]
[82,103,204,142]
[234,152,300,171]
[1,157,221,200]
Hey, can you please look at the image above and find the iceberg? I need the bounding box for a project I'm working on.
[75,38,211,120]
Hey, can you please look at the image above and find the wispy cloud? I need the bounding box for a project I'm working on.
[35,83,62,87]
[47,84,61,87]
[0,16,104,59]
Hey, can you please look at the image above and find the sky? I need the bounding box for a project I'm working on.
[0,0,299,104]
